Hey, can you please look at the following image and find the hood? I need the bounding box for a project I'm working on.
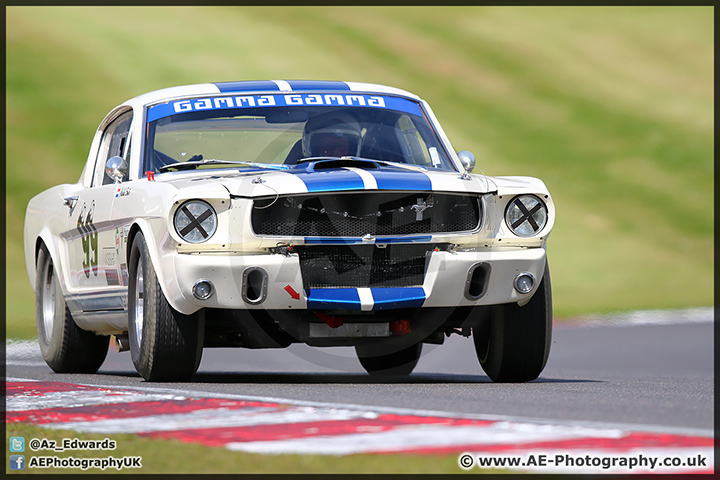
[486,176,551,197]
[163,159,497,197]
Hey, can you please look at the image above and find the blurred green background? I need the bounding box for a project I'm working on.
[6,6,713,339]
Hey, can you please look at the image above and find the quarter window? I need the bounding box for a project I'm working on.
[94,111,133,186]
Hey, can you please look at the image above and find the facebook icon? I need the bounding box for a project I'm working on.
[10,455,25,470]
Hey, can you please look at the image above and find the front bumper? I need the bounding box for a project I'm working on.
[166,247,547,315]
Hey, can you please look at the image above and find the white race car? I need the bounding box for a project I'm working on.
[24,80,554,382]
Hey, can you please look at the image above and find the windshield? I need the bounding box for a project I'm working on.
[144,94,456,174]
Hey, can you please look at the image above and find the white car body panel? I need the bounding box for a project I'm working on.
[25,81,554,337]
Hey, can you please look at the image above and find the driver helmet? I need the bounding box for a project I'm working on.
[302,111,362,157]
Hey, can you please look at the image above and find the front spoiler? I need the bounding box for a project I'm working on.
[168,248,547,315]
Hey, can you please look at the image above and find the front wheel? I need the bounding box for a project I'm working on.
[355,343,422,376]
[127,232,204,381]
[35,244,109,373]
[473,262,552,382]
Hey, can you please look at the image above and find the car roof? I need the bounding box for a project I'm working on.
[125,80,421,109]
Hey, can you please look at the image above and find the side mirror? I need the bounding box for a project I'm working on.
[457,151,476,173]
[105,156,128,183]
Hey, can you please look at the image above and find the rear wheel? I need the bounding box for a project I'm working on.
[473,263,552,382]
[35,244,109,373]
[355,343,422,376]
[128,232,204,381]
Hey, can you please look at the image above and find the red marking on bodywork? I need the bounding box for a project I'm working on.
[390,319,411,335]
[284,285,300,300]
[315,312,344,328]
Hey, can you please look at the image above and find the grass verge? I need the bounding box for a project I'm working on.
[6,422,498,474]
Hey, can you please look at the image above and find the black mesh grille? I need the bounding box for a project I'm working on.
[297,244,437,288]
[252,192,481,237]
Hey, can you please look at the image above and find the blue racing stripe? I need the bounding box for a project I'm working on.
[293,169,365,192]
[371,288,426,311]
[305,237,367,245]
[306,288,361,310]
[304,236,433,245]
[370,170,433,191]
[214,81,280,92]
[376,236,432,244]
[286,81,351,91]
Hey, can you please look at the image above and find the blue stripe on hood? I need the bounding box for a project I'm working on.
[369,169,433,191]
[292,169,365,192]
[284,162,434,193]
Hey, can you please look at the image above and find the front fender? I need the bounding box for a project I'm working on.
[127,217,195,314]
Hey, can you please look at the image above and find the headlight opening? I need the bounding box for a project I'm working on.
[174,200,218,243]
[505,195,548,237]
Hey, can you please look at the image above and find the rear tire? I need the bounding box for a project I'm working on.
[473,262,552,382]
[356,343,422,376]
[35,244,109,373]
[128,232,204,381]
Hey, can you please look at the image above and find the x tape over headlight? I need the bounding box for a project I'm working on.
[174,200,218,243]
[505,195,548,237]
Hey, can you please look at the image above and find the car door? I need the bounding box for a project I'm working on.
[66,110,133,321]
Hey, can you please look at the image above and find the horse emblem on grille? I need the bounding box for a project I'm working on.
[410,196,434,221]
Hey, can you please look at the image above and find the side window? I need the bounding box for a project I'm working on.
[93,111,133,186]
[396,115,432,167]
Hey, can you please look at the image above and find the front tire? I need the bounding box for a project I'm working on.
[35,244,109,373]
[473,262,552,382]
[128,232,204,381]
[355,343,422,376]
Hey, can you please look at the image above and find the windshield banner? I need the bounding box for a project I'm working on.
[147,94,423,122]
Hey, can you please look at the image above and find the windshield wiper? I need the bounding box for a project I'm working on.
[294,156,430,171]
[157,158,289,172]
[372,159,430,171]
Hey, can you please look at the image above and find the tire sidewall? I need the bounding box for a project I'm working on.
[35,244,109,373]
[356,342,423,375]
[474,302,508,381]
[474,262,552,382]
[127,231,204,381]
[35,246,66,363]
[128,232,152,373]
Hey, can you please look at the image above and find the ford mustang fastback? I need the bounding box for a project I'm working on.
[24,80,554,382]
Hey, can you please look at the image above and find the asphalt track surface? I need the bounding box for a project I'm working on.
[7,312,713,435]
